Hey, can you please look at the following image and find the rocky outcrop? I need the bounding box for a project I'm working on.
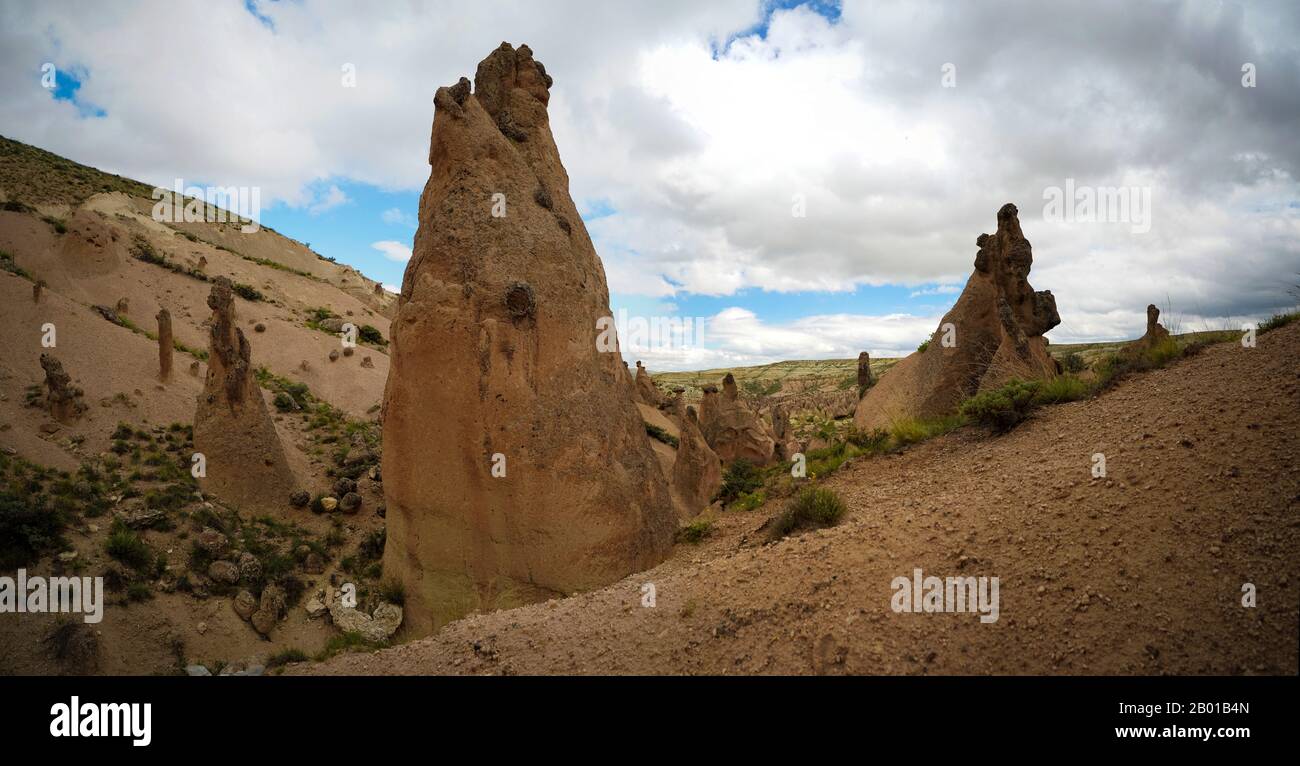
[380,43,677,636]
[671,406,723,518]
[40,353,85,422]
[1127,304,1171,354]
[857,351,873,398]
[156,307,173,381]
[771,403,801,461]
[700,374,777,464]
[193,277,295,511]
[855,203,1060,430]
[635,361,660,406]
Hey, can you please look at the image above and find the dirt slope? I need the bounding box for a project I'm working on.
[302,322,1299,675]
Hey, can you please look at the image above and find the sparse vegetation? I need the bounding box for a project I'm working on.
[718,458,763,504]
[960,379,1042,432]
[645,423,679,448]
[767,486,847,540]
[677,518,714,543]
[105,519,154,571]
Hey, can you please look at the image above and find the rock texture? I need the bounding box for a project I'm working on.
[156,307,173,381]
[771,403,801,461]
[1128,304,1171,354]
[857,351,873,398]
[380,43,677,636]
[193,277,295,511]
[671,406,723,518]
[700,374,777,465]
[40,353,84,422]
[634,361,660,406]
[855,203,1060,430]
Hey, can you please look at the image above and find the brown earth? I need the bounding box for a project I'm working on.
[299,321,1299,675]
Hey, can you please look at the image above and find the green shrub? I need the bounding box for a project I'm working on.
[0,488,67,568]
[677,518,714,543]
[645,423,679,448]
[379,579,406,606]
[1032,374,1090,405]
[105,520,153,571]
[358,324,386,345]
[889,414,964,445]
[768,487,847,540]
[718,458,763,504]
[231,283,263,302]
[266,648,309,669]
[959,379,1041,432]
[1258,310,1298,334]
[1060,352,1086,373]
[730,489,767,512]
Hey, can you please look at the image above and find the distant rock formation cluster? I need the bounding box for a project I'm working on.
[855,203,1060,429]
[193,277,295,511]
[380,43,677,636]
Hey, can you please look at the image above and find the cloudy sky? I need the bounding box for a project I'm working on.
[2,0,1297,370]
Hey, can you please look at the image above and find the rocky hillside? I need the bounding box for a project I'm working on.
[0,135,400,674]
[299,319,1299,675]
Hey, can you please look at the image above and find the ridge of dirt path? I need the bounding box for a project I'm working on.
[300,323,1300,675]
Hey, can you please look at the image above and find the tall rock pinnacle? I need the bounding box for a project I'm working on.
[193,277,295,511]
[855,203,1061,429]
[381,43,677,636]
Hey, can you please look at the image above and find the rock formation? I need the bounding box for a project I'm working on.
[857,351,873,398]
[700,373,777,464]
[1127,304,1171,354]
[193,277,295,511]
[855,203,1060,430]
[156,307,173,381]
[40,353,85,422]
[380,43,677,636]
[32,280,43,303]
[671,406,723,518]
[771,403,801,461]
[635,361,660,406]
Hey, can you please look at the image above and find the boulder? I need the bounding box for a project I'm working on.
[40,354,85,422]
[855,203,1061,430]
[380,43,677,636]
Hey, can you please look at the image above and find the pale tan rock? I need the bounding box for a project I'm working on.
[699,374,776,465]
[193,277,296,512]
[380,43,676,636]
[672,406,723,519]
[855,203,1060,430]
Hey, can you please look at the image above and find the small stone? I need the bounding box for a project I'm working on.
[339,492,362,514]
[289,489,310,508]
[320,496,339,512]
[185,664,212,676]
[207,560,240,585]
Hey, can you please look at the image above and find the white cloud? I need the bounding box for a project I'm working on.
[308,184,348,215]
[371,240,411,262]
[381,207,414,226]
[3,0,1297,356]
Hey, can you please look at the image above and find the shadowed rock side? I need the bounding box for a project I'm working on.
[671,406,723,519]
[700,373,777,464]
[855,203,1061,430]
[635,361,660,406]
[193,277,295,512]
[156,307,173,381]
[381,43,677,636]
[857,351,873,398]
